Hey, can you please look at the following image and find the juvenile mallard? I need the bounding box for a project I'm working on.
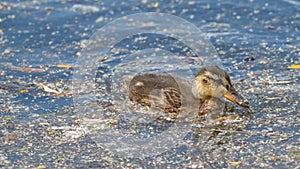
[128,66,249,118]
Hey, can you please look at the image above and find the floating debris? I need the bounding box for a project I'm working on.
[37,165,47,169]
[265,80,295,85]
[71,4,100,14]
[56,64,73,69]
[288,64,300,69]
[263,96,282,100]
[41,84,60,94]
[151,2,160,8]
[214,115,239,122]
[228,160,242,166]
[10,66,45,72]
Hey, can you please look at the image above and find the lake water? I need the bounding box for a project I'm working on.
[0,0,299,168]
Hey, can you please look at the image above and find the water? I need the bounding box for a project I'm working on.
[0,0,299,168]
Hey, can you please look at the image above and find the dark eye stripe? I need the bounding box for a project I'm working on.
[203,74,227,87]
[196,66,232,88]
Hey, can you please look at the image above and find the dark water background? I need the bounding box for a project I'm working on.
[0,0,299,168]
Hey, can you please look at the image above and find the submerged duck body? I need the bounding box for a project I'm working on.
[128,66,249,118]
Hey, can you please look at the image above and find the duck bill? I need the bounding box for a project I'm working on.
[224,88,250,108]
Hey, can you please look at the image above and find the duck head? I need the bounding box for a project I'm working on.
[192,66,249,108]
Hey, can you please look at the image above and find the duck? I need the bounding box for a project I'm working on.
[128,66,249,119]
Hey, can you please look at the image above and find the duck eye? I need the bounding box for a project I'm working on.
[202,79,208,84]
[226,85,230,90]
